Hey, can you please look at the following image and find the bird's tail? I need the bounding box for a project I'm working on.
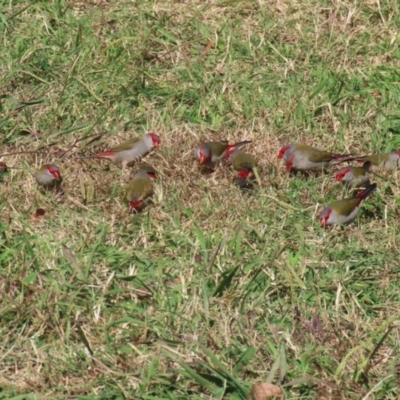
[356,183,377,200]
[80,151,115,160]
[352,156,368,164]
[80,155,96,160]
[225,140,252,159]
[331,154,355,164]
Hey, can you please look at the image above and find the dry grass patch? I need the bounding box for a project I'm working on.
[1,0,400,399]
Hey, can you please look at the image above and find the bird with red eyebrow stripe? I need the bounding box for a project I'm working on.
[81,133,160,168]
[35,164,62,190]
[126,168,154,213]
[194,140,252,168]
[353,151,400,170]
[318,183,377,226]
[277,143,354,173]
[228,149,258,188]
[335,161,371,188]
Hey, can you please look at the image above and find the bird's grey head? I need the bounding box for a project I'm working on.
[195,144,211,164]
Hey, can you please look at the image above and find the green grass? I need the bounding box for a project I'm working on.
[1,0,400,399]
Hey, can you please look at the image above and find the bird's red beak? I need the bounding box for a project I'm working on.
[51,170,60,180]
[150,133,160,148]
[319,209,331,227]
[335,169,349,182]
[278,146,290,159]
[286,155,294,171]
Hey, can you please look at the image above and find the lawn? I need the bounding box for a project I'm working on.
[1,0,400,399]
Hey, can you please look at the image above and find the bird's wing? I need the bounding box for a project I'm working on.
[307,151,333,163]
[207,142,228,157]
[140,179,154,200]
[128,178,153,201]
[334,198,360,216]
[111,137,141,152]
[234,153,256,171]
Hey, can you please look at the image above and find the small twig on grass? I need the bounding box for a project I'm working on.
[263,193,302,211]
[207,240,222,272]
[0,133,105,159]
[252,166,262,188]
[67,195,91,211]
[0,150,49,157]
[369,170,397,186]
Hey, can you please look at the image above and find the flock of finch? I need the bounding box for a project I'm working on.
[1,132,399,226]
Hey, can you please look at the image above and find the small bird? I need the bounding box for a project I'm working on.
[228,149,257,187]
[81,133,160,168]
[35,164,62,190]
[126,169,154,213]
[194,140,252,167]
[0,162,7,178]
[354,151,400,170]
[335,161,372,188]
[134,162,157,180]
[318,183,377,226]
[278,143,353,172]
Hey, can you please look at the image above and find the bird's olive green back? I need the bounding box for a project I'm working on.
[233,151,256,171]
[331,198,360,216]
[307,149,334,163]
[206,142,228,157]
[126,177,153,202]
[353,166,367,177]
[111,137,141,152]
